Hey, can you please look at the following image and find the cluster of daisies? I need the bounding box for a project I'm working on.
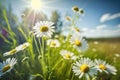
[33,21,117,79]
[0,21,117,80]
[32,21,117,80]
[72,6,84,14]
[72,58,117,80]
[0,42,30,76]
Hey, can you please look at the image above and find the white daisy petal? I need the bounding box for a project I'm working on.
[60,50,76,60]
[3,42,30,56]
[47,39,60,48]
[73,58,97,79]
[70,33,88,52]
[79,72,84,79]
[0,58,17,76]
[94,59,117,75]
[33,21,55,38]
[16,42,30,51]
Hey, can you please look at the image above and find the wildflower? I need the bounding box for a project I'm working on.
[73,58,97,80]
[60,50,76,60]
[73,27,80,32]
[3,42,30,56]
[1,28,8,37]
[72,6,79,12]
[114,53,120,57]
[65,16,71,21]
[94,41,99,45]
[17,42,30,51]
[70,33,88,52]
[79,8,84,14]
[3,48,20,56]
[33,21,55,38]
[94,59,117,75]
[0,58,17,76]
[47,39,60,48]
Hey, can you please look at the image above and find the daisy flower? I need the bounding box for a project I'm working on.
[47,39,60,48]
[72,6,79,12]
[0,58,17,76]
[60,50,76,60]
[94,59,117,75]
[3,48,20,56]
[16,42,30,51]
[65,16,71,21]
[3,42,30,56]
[72,58,97,80]
[72,27,80,33]
[70,33,88,52]
[79,8,84,14]
[33,21,55,38]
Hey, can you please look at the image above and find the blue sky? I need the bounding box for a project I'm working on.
[2,0,120,38]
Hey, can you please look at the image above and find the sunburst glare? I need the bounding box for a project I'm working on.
[30,0,42,12]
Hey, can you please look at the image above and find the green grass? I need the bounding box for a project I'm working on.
[1,35,120,80]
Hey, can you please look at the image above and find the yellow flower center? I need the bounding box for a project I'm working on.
[2,65,11,73]
[80,64,89,73]
[40,26,49,32]
[99,64,106,70]
[65,53,71,59]
[51,41,56,46]
[9,49,17,55]
[74,40,81,46]
[22,44,27,49]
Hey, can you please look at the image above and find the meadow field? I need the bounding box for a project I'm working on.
[0,1,120,80]
[0,36,120,80]
[85,38,120,80]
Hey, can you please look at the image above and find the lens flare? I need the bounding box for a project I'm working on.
[30,0,42,11]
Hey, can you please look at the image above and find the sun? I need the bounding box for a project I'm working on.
[30,0,42,11]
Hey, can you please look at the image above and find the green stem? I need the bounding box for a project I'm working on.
[48,46,51,70]
[39,37,47,80]
[34,36,41,55]
[42,37,45,58]
[71,73,74,80]
[14,69,24,80]
[26,61,32,73]
[52,59,63,71]
[48,59,63,79]
[38,38,42,55]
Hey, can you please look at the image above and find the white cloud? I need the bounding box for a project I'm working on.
[100,13,120,23]
[118,24,120,28]
[113,29,120,33]
[62,25,120,38]
[96,24,107,30]
[100,14,110,23]
[81,28,88,32]
[81,26,120,38]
